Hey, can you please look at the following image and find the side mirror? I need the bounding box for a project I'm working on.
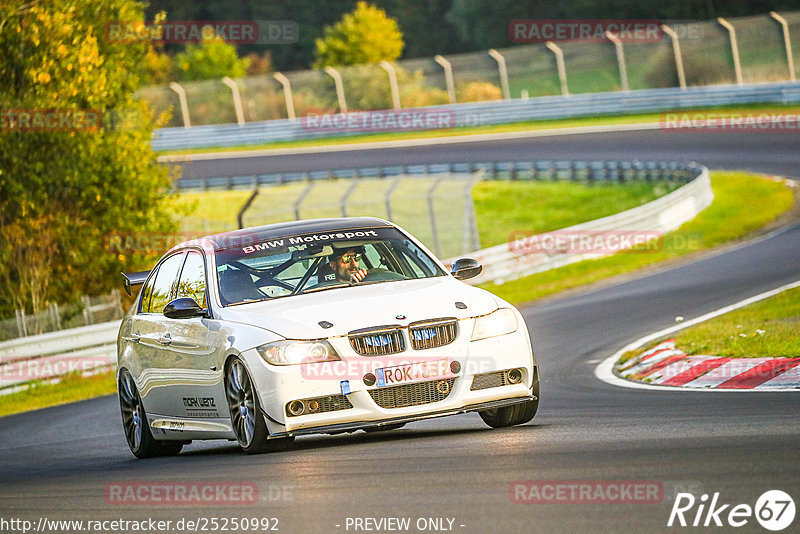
[164,297,207,319]
[450,258,483,280]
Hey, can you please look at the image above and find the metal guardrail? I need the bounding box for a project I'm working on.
[152,82,800,151]
[177,159,702,191]
[461,164,712,285]
[0,321,118,393]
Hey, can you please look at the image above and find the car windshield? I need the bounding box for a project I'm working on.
[214,227,446,305]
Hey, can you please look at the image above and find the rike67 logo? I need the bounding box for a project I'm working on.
[668,490,795,531]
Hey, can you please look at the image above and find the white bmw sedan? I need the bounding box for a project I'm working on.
[117,217,539,458]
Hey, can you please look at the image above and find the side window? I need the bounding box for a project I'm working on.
[148,253,187,314]
[176,251,207,306]
[139,266,159,314]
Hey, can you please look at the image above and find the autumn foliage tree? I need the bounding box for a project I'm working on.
[313,2,404,68]
[0,0,178,318]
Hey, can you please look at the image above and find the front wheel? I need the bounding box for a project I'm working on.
[118,370,183,458]
[225,358,294,454]
[479,367,540,428]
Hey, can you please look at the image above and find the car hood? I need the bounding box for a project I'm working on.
[217,277,499,339]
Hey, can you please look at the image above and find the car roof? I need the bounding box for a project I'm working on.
[196,217,395,251]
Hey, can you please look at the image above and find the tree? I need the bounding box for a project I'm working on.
[174,36,250,81]
[313,1,403,68]
[0,0,179,318]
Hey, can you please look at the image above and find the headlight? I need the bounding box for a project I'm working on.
[256,340,341,366]
[471,308,519,341]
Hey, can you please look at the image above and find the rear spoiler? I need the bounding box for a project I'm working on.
[121,270,150,296]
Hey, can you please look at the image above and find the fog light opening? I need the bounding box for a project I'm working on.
[507,368,522,384]
[307,400,320,413]
[288,400,305,416]
[450,360,461,374]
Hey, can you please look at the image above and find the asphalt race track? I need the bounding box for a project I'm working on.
[1,129,799,533]
[176,129,800,180]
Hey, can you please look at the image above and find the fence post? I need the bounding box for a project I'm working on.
[82,295,94,325]
[770,12,796,82]
[662,24,687,89]
[717,17,743,86]
[379,61,402,110]
[293,179,315,220]
[434,55,457,104]
[168,81,192,128]
[488,49,511,100]
[49,302,61,331]
[605,31,630,92]
[324,66,348,113]
[545,41,569,96]
[15,309,27,337]
[384,177,402,221]
[273,72,297,120]
[462,170,483,254]
[340,179,359,217]
[427,176,445,257]
[222,76,246,126]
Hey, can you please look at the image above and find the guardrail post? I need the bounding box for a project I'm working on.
[168,81,192,128]
[488,49,511,100]
[340,179,359,217]
[427,176,445,257]
[434,55,457,104]
[324,66,348,113]
[222,77,246,126]
[770,12,796,82]
[293,179,315,220]
[605,31,630,92]
[273,72,296,120]
[384,177,402,221]
[662,24,687,89]
[545,42,569,96]
[718,17,743,86]
[379,61,402,110]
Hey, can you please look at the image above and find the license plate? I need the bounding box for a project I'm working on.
[376,360,454,387]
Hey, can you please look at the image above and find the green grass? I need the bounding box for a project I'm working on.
[158,103,800,156]
[480,172,794,305]
[473,181,679,248]
[0,370,117,418]
[620,286,800,365]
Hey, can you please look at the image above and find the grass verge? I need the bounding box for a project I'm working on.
[619,286,800,366]
[480,172,795,305]
[158,103,800,156]
[0,370,117,418]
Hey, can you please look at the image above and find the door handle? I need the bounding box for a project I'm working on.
[157,333,172,345]
[124,332,140,343]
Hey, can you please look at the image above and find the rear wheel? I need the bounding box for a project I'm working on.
[225,358,294,454]
[118,370,183,458]
[479,367,540,429]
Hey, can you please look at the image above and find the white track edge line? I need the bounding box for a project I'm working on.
[594,279,800,393]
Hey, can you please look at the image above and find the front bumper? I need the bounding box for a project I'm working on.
[266,390,537,438]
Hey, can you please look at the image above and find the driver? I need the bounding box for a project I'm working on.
[328,247,368,284]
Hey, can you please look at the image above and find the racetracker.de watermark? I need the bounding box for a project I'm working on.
[660,111,800,133]
[103,482,281,506]
[104,20,298,44]
[509,230,663,255]
[0,355,113,383]
[509,19,663,43]
[510,480,663,504]
[300,110,456,133]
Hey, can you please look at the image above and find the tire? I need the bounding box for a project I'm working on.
[479,367,540,429]
[225,358,294,454]
[118,370,183,458]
